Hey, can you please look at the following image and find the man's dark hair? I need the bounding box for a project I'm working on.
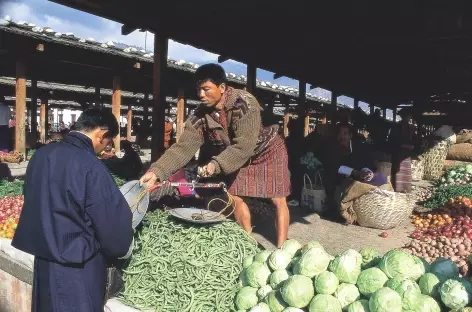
[195,63,227,86]
[336,122,353,135]
[75,107,119,138]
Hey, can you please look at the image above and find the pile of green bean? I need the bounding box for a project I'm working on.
[119,210,260,312]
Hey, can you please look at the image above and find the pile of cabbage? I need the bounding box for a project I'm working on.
[234,239,472,312]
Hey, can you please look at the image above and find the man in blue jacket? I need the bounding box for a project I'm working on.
[12,108,134,312]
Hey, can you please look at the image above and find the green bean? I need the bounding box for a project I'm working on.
[119,210,260,312]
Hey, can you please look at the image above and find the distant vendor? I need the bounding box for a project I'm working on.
[140,64,291,247]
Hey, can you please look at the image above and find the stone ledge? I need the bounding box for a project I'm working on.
[0,251,33,285]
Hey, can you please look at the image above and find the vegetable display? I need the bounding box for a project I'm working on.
[235,240,472,311]
[436,165,472,188]
[424,186,472,209]
[0,179,24,198]
[408,196,472,276]
[119,210,259,312]
[0,196,22,239]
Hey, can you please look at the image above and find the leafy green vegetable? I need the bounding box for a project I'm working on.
[281,239,302,257]
[314,271,339,295]
[424,185,472,209]
[418,273,444,299]
[293,245,332,278]
[308,294,342,312]
[0,179,24,198]
[328,249,362,284]
[268,249,292,271]
[439,278,472,310]
[368,287,402,312]
[245,262,271,288]
[236,286,259,310]
[334,283,361,310]
[378,250,427,281]
[360,248,381,269]
[280,275,314,308]
[356,267,388,298]
[347,299,370,312]
[269,270,290,289]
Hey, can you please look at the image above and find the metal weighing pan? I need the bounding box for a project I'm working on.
[167,207,227,224]
[120,180,150,229]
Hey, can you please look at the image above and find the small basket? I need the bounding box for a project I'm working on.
[352,188,415,230]
[0,151,23,163]
[411,158,424,181]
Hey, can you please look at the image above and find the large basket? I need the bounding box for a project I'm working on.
[422,140,449,181]
[411,158,424,181]
[352,188,415,230]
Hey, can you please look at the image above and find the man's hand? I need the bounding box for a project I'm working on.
[139,171,158,188]
[203,162,216,176]
[360,168,374,182]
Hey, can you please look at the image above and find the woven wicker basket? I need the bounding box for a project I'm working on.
[352,188,415,230]
[422,140,449,181]
[411,158,424,181]
[0,151,23,163]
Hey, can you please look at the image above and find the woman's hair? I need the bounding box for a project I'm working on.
[194,63,227,86]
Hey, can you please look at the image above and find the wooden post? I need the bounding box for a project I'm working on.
[304,113,310,137]
[151,36,168,161]
[15,61,26,157]
[95,87,101,107]
[393,108,397,122]
[298,81,307,137]
[40,99,47,143]
[354,98,359,109]
[126,105,132,140]
[143,93,149,124]
[331,91,338,106]
[382,108,387,119]
[30,79,38,143]
[176,89,185,142]
[112,76,121,153]
[370,105,375,115]
[283,104,290,138]
[246,65,257,94]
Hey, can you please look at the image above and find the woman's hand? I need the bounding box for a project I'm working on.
[139,171,158,188]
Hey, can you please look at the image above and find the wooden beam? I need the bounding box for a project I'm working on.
[151,36,169,161]
[30,79,38,142]
[354,98,359,109]
[126,105,132,140]
[304,113,310,137]
[370,105,375,115]
[176,89,185,142]
[112,76,121,153]
[298,81,307,136]
[331,91,338,106]
[274,73,283,80]
[15,61,26,157]
[121,24,138,36]
[310,85,317,90]
[283,104,290,138]
[95,87,101,107]
[143,93,149,123]
[246,65,257,94]
[218,56,229,63]
[382,108,387,119]
[40,98,48,143]
[393,108,397,122]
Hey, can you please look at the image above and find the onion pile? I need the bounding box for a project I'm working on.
[412,185,434,203]
[0,196,23,239]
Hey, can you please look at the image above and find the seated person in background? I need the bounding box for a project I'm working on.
[321,123,375,218]
[120,140,143,180]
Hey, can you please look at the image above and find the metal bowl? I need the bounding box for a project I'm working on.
[168,207,226,224]
[120,180,150,229]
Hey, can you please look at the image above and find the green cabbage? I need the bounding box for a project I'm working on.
[314,271,339,295]
[413,295,441,312]
[248,302,271,312]
[334,283,361,310]
[360,248,381,269]
[429,258,459,279]
[257,285,273,301]
[268,249,292,271]
[308,294,342,312]
[356,267,388,298]
[392,279,421,310]
[439,278,472,310]
[235,286,259,310]
[347,299,370,312]
[254,250,272,263]
[418,273,444,299]
[288,256,300,271]
[378,250,427,281]
[269,270,290,289]
[265,291,288,312]
[368,287,402,312]
[281,239,302,257]
[301,241,323,254]
[328,249,363,284]
[280,275,315,308]
[293,245,332,278]
[282,308,304,312]
[385,277,404,291]
[245,262,271,288]
[243,255,255,269]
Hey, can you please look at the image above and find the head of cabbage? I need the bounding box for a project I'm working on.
[378,250,427,281]
[314,271,339,295]
[439,278,472,310]
[269,270,290,290]
[268,249,292,271]
[418,272,445,299]
[429,257,459,280]
[235,286,259,310]
[248,302,271,312]
[308,294,342,312]
[368,287,402,312]
[280,275,315,308]
[293,246,332,278]
[328,249,362,284]
[356,267,388,298]
[244,262,271,288]
[334,283,361,310]
[413,295,441,312]
[360,248,381,269]
[265,290,288,312]
[281,239,302,257]
[347,299,369,312]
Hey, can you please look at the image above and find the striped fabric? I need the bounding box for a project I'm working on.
[393,157,412,193]
[228,135,291,198]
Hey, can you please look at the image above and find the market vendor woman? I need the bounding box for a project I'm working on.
[140,64,291,247]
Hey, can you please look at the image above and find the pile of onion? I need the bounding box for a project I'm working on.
[0,196,23,223]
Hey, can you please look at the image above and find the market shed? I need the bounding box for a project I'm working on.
[46,0,472,159]
[1,18,354,159]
